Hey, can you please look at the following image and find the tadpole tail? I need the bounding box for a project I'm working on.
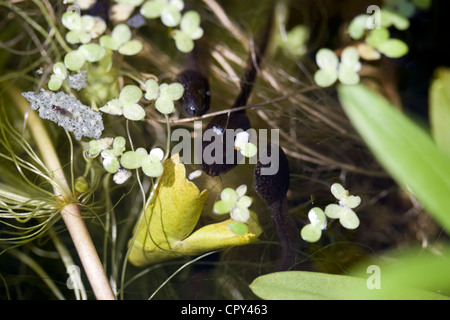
[270,198,300,271]
[254,145,300,271]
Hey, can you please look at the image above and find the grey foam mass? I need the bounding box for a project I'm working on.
[22,90,104,140]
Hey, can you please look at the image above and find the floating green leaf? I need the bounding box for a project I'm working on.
[377,38,409,58]
[118,40,143,56]
[79,43,106,62]
[348,14,369,40]
[64,50,86,71]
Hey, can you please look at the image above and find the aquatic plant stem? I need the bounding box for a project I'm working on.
[14,88,115,300]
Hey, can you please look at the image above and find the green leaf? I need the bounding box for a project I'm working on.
[62,11,81,30]
[377,38,409,58]
[314,69,338,88]
[221,188,238,203]
[122,103,146,121]
[172,30,194,53]
[111,23,132,45]
[48,74,63,91]
[120,150,146,169]
[348,14,369,40]
[316,48,339,70]
[180,10,201,35]
[213,199,234,214]
[338,84,450,233]
[338,64,360,85]
[380,9,410,30]
[100,35,120,50]
[230,206,250,223]
[324,203,343,219]
[430,68,450,156]
[53,62,68,79]
[227,221,248,235]
[118,40,143,56]
[366,28,390,49]
[338,207,360,229]
[307,207,326,229]
[119,85,143,105]
[141,155,164,177]
[249,271,449,300]
[159,83,184,100]
[160,5,182,27]
[79,43,106,62]
[64,50,86,71]
[300,224,322,243]
[330,183,346,199]
[113,136,126,156]
[144,79,160,100]
[140,0,165,19]
[155,96,175,114]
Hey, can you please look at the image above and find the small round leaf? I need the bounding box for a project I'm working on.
[144,79,160,100]
[112,23,132,45]
[213,200,235,214]
[79,43,106,62]
[230,206,250,223]
[48,74,63,91]
[316,48,339,70]
[324,203,343,219]
[119,85,143,105]
[100,35,120,50]
[180,11,201,35]
[173,30,194,53]
[118,40,143,56]
[314,69,338,88]
[227,221,248,235]
[339,207,360,229]
[155,96,175,114]
[122,103,146,121]
[301,224,322,243]
[120,150,146,169]
[141,155,164,177]
[64,50,86,71]
[221,188,238,203]
[330,183,347,200]
[161,5,182,27]
[140,0,165,19]
[308,207,327,230]
[377,39,409,58]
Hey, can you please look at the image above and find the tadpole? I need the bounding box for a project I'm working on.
[176,40,211,117]
[254,145,299,271]
[201,4,273,177]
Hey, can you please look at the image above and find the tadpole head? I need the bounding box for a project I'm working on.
[175,69,210,117]
[254,145,290,205]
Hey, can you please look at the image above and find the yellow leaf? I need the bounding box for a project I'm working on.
[174,211,261,254]
[128,154,262,267]
[128,154,208,266]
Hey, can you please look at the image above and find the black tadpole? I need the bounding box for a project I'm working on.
[201,4,274,177]
[176,38,211,117]
[254,145,299,271]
